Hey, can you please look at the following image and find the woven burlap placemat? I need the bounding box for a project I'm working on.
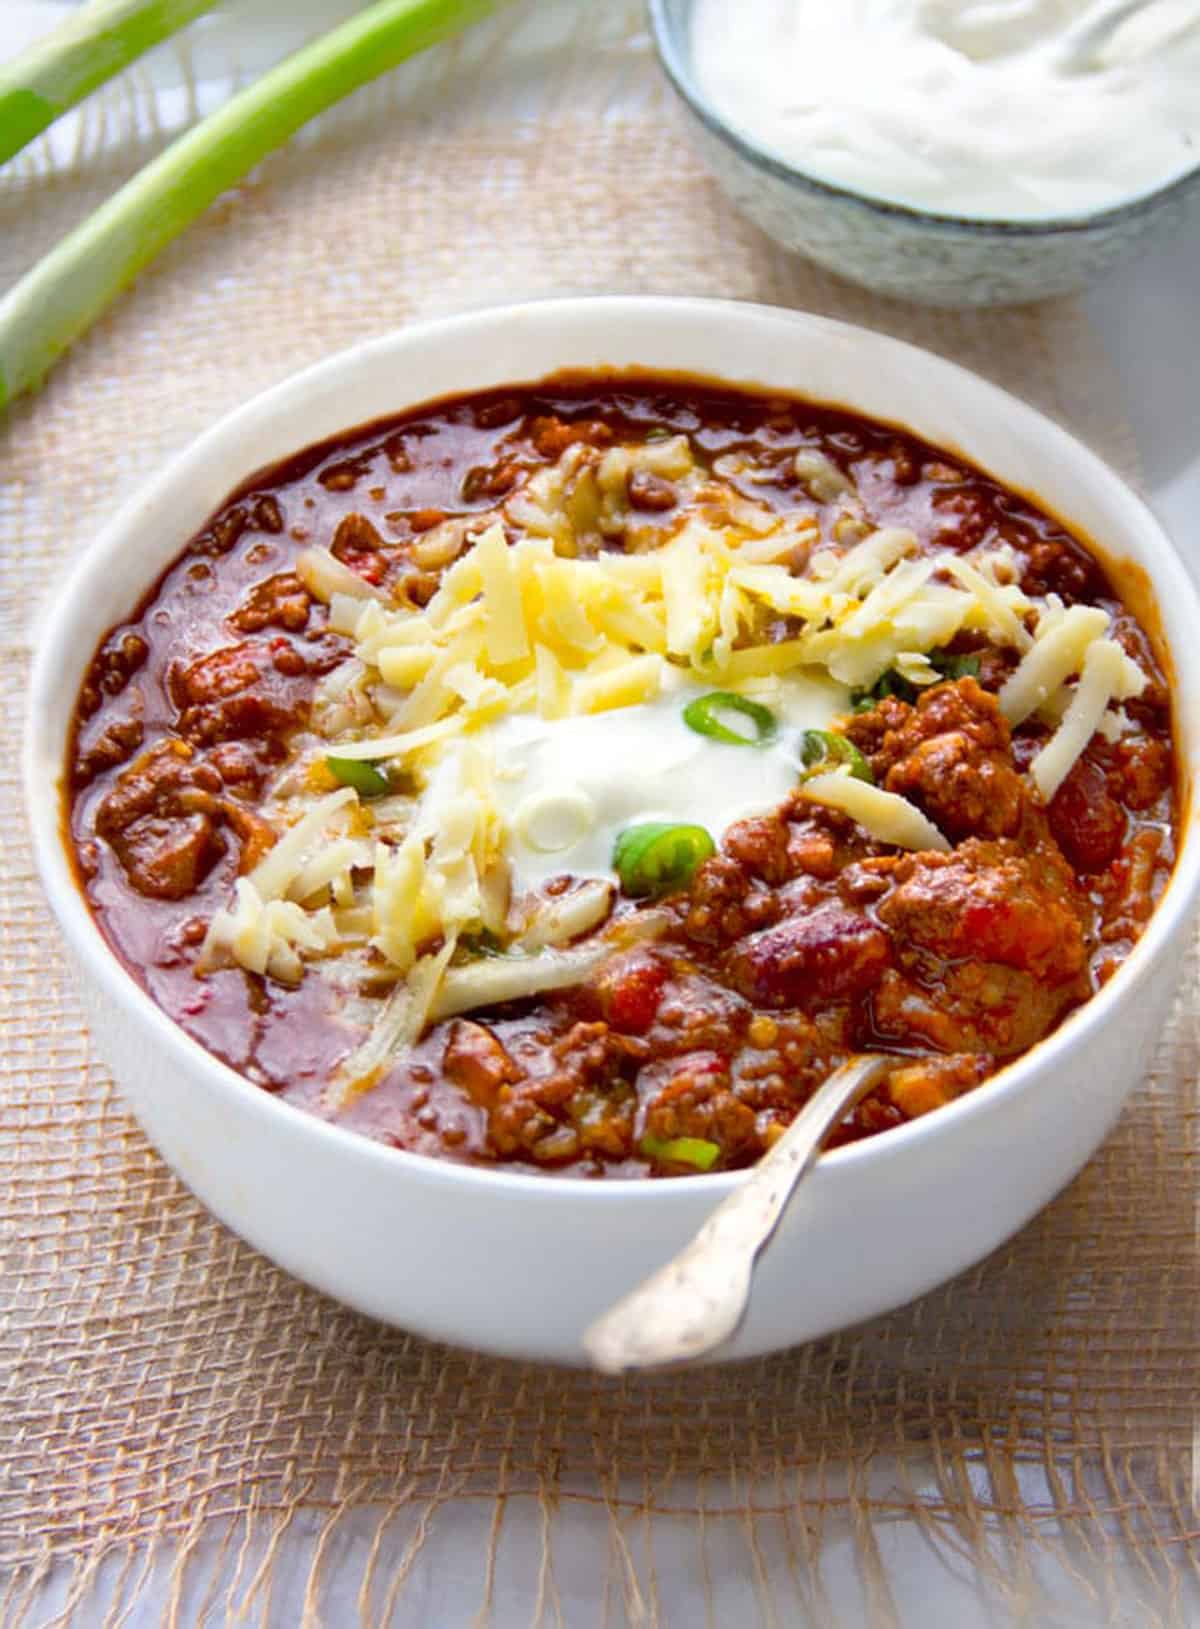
[1,5,1195,1623]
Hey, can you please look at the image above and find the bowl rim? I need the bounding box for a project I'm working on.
[647,0,1200,238]
[24,293,1200,1207]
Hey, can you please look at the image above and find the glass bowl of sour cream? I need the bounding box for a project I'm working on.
[649,0,1200,306]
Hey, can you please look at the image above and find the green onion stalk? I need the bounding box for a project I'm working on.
[0,0,223,167]
[0,0,504,412]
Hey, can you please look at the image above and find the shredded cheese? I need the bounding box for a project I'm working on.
[798,771,952,853]
[429,943,613,1024]
[199,429,1150,1076]
[475,522,531,666]
[517,880,614,950]
[999,605,1109,724]
[661,525,719,658]
[942,553,1032,651]
[315,515,1052,771]
[330,933,459,1109]
[246,788,358,902]
[202,879,338,984]
[296,547,383,605]
[1030,638,1144,801]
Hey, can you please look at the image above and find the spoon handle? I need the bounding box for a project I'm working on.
[583,1053,891,1373]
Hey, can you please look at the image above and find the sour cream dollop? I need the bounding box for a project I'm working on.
[419,672,847,893]
[689,0,1200,220]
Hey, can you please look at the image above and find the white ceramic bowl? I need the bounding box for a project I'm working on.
[25,297,1200,1365]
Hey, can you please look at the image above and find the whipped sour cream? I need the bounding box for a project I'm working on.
[689,0,1200,220]
[419,671,846,893]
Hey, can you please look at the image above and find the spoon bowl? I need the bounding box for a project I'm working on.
[584,1055,892,1372]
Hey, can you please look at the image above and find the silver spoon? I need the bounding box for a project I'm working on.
[583,1053,892,1373]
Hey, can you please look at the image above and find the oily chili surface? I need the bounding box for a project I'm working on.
[67,378,1178,1177]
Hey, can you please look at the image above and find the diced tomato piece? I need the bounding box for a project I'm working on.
[593,951,669,1035]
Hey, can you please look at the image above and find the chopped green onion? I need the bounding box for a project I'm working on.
[931,650,982,681]
[613,822,716,898]
[640,1134,721,1171]
[458,928,505,959]
[326,755,391,797]
[0,0,503,409]
[798,730,874,783]
[850,648,984,712]
[850,671,918,711]
[683,691,778,746]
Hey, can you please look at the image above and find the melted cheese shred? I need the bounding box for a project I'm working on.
[999,605,1109,724]
[1030,638,1141,802]
[798,771,952,853]
[327,519,1040,766]
[198,436,1150,1041]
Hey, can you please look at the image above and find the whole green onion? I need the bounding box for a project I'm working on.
[612,822,716,898]
[640,1134,721,1171]
[326,755,391,798]
[0,0,222,168]
[0,0,503,411]
[682,690,778,747]
[798,729,874,783]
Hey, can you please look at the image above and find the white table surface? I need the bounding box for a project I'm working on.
[5,6,1199,1626]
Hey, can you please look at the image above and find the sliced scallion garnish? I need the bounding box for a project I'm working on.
[612,822,716,899]
[850,648,983,711]
[931,650,982,682]
[850,671,917,711]
[640,1134,721,1171]
[326,755,391,797]
[682,691,778,746]
[797,730,874,783]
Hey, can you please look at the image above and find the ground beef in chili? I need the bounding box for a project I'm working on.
[67,377,1178,1177]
